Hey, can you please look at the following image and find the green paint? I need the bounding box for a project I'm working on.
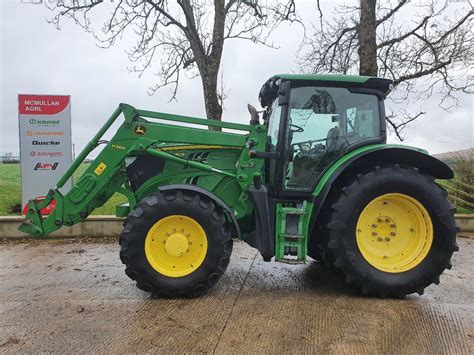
[313,144,429,196]
[275,202,312,263]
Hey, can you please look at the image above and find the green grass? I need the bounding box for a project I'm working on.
[0,164,21,215]
[456,206,474,214]
[0,163,125,216]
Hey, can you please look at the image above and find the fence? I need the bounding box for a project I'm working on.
[437,179,474,211]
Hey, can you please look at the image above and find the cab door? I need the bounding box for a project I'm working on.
[264,99,283,194]
[278,85,383,196]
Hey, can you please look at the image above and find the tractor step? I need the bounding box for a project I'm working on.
[275,201,310,264]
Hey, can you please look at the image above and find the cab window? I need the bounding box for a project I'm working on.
[285,86,381,190]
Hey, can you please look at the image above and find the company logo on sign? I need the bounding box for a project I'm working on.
[30,151,63,157]
[20,95,69,115]
[34,162,59,171]
[32,140,60,146]
[29,119,61,125]
[27,131,64,136]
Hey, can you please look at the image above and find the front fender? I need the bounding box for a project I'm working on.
[158,184,241,239]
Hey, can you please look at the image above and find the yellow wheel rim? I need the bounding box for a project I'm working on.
[356,193,433,273]
[144,215,208,277]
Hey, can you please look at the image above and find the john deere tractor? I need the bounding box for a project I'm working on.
[20,74,458,298]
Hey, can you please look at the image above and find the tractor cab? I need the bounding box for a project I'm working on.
[258,74,392,196]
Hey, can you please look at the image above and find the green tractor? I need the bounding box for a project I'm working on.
[20,74,458,298]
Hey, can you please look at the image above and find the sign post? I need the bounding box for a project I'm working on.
[18,95,73,213]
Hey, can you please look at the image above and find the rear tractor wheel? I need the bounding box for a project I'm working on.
[119,190,233,298]
[321,164,458,298]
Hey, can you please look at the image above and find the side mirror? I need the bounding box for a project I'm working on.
[278,80,290,106]
[247,104,260,125]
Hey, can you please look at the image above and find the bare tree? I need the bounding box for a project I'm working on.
[300,0,474,139]
[32,0,297,123]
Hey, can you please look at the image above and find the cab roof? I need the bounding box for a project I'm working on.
[259,74,393,107]
[274,73,374,83]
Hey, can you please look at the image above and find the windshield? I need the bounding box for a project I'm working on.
[285,86,381,190]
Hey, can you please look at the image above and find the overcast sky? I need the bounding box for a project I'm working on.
[1,0,473,157]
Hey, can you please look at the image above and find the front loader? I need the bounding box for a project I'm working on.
[20,74,459,298]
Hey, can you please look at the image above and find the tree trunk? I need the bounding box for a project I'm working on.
[358,0,378,76]
[183,0,224,126]
[201,69,223,123]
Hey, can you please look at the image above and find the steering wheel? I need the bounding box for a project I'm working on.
[290,124,304,133]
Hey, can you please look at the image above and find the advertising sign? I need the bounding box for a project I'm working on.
[18,95,72,213]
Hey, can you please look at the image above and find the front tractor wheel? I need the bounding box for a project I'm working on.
[322,164,458,298]
[119,190,233,298]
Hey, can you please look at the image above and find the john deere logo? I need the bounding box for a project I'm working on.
[134,125,146,135]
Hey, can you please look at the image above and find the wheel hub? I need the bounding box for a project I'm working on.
[164,232,189,257]
[371,216,397,242]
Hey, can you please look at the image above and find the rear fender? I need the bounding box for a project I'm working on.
[309,146,453,241]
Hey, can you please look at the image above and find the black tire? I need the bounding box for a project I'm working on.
[119,190,233,298]
[307,236,323,261]
[321,164,459,298]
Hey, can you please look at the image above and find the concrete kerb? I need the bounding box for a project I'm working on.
[0,216,124,239]
[1,214,473,239]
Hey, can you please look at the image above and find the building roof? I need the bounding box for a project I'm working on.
[433,148,474,162]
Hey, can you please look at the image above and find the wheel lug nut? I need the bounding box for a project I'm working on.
[390,224,396,228]
[378,218,383,223]
[377,237,383,241]
[390,232,396,236]
[372,232,378,236]
[385,237,391,242]
[372,224,378,228]
[385,218,390,223]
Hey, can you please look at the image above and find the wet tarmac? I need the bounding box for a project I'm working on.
[0,237,473,354]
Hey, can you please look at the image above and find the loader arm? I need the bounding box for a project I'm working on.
[19,103,261,237]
